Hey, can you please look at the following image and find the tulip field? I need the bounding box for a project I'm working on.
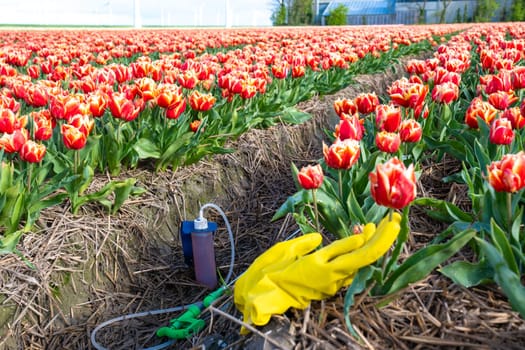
[1,22,525,348]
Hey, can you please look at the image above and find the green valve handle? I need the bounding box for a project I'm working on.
[203,286,227,307]
[156,304,205,339]
[156,287,227,340]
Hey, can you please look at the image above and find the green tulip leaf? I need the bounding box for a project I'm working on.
[439,259,494,288]
[412,197,473,223]
[343,265,376,339]
[0,230,24,255]
[490,219,519,274]
[133,138,161,159]
[272,191,305,221]
[477,238,525,319]
[279,107,312,125]
[346,188,366,224]
[379,229,476,295]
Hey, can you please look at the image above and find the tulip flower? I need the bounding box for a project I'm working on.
[355,93,379,115]
[291,65,305,78]
[50,94,82,120]
[494,58,514,72]
[19,140,46,163]
[444,58,469,74]
[465,97,498,129]
[87,91,108,118]
[177,70,198,89]
[335,114,364,141]
[31,110,54,141]
[166,98,186,119]
[502,107,525,129]
[369,157,417,210]
[271,62,289,79]
[323,138,360,198]
[399,119,422,143]
[156,85,178,109]
[488,91,518,111]
[487,152,525,193]
[297,164,324,232]
[190,120,202,132]
[120,84,139,100]
[375,131,401,153]
[135,77,157,102]
[483,71,513,94]
[10,82,28,101]
[188,91,216,112]
[298,164,324,190]
[413,103,429,120]
[375,104,401,132]
[24,85,48,108]
[489,118,514,146]
[157,84,185,112]
[61,124,87,150]
[388,78,428,110]
[68,114,94,136]
[218,74,243,94]
[409,75,425,85]
[255,77,269,95]
[108,92,141,121]
[488,151,525,231]
[0,107,18,134]
[27,65,41,79]
[511,66,525,90]
[333,98,357,118]
[480,50,496,72]
[0,128,29,153]
[110,64,132,83]
[323,138,360,170]
[431,82,459,104]
[0,94,20,114]
[433,67,461,86]
[405,59,427,75]
[240,80,258,99]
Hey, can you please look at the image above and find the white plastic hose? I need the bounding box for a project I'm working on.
[90,202,236,350]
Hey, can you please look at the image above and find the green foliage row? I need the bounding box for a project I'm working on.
[0,37,435,255]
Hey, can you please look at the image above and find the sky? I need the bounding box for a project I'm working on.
[0,0,274,27]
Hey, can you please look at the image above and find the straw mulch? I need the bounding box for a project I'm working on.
[1,58,524,350]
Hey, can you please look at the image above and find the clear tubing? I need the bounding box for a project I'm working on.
[90,304,188,350]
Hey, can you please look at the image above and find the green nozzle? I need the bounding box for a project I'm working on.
[156,287,228,340]
[156,304,205,340]
[203,286,227,307]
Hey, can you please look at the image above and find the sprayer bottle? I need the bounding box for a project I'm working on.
[191,216,218,289]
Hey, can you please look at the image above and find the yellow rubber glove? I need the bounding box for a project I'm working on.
[234,212,401,330]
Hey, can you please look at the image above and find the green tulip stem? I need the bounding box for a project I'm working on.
[27,163,33,193]
[312,188,321,233]
[380,209,395,278]
[74,149,79,175]
[338,170,343,200]
[162,107,167,150]
[507,191,512,232]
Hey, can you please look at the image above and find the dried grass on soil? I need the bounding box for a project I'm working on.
[1,59,525,350]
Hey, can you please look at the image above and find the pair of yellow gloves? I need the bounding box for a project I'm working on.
[234,212,401,329]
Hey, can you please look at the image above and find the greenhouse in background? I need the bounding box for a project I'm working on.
[315,0,512,25]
